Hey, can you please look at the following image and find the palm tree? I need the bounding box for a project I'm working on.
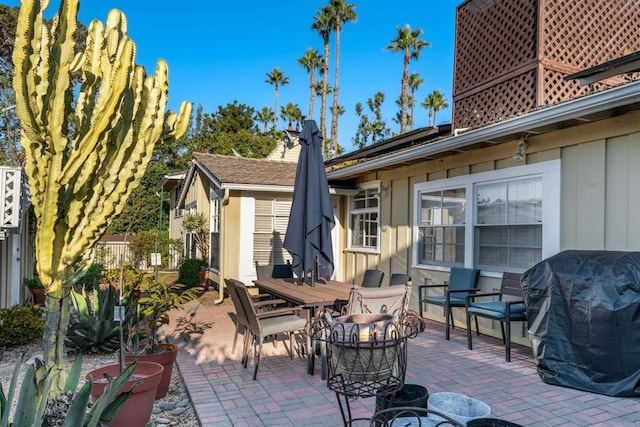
[265,68,289,131]
[408,72,424,130]
[280,102,302,130]
[298,48,322,120]
[385,24,430,134]
[255,107,273,134]
[312,10,333,141]
[324,0,357,156]
[421,89,449,127]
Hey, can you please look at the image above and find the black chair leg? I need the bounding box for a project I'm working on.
[505,321,511,362]
[444,304,451,340]
[253,340,263,380]
[499,322,506,344]
[474,316,479,336]
[466,311,473,351]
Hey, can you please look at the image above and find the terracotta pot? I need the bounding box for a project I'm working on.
[30,289,45,306]
[86,361,163,427]
[199,269,209,287]
[124,343,178,398]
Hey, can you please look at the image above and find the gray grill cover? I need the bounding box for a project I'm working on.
[522,250,640,397]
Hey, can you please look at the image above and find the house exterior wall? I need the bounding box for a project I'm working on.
[335,110,640,345]
[183,169,212,260]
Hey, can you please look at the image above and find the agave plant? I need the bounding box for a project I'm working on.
[66,283,129,354]
[0,354,136,426]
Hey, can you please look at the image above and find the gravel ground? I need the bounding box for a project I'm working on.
[0,342,200,426]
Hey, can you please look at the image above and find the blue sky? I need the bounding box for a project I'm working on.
[5,0,461,152]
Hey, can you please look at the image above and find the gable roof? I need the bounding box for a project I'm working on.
[193,152,298,188]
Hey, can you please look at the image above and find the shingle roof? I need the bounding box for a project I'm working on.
[193,153,298,187]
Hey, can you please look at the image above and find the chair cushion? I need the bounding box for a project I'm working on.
[422,296,466,307]
[260,314,307,337]
[468,301,527,320]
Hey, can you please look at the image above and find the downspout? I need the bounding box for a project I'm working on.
[214,188,230,305]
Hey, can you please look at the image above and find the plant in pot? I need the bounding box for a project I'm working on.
[124,274,202,398]
[24,275,46,306]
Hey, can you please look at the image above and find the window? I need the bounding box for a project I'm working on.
[414,161,560,272]
[253,197,292,266]
[349,185,379,251]
[210,197,221,270]
[475,177,542,270]
[418,188,466,266]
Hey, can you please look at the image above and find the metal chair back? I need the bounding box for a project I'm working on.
[362,269,385,288]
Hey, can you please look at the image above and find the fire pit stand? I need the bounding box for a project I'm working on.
[311,311,419,426]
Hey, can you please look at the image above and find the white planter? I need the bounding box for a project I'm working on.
[427,392,491,425]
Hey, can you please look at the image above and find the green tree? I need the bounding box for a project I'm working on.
[324,0,357,156]
[312,10,333,141]
[12,0,191,392]
[353,102,371,149]
[421,89,449,127]
[255,106,273,134]
[368,92,390,143]
[265,68,289,131]
[408,72,424,130]
[298,48,322,120]
[385,24,430,134]
[280,102,301,130]
[186,102,276,157]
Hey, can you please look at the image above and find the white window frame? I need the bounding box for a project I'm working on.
[209,191,221,272]
[412,160,560,273]
[347,181,381,254]
[253,196,292,266]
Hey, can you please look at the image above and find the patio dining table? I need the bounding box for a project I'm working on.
[253,277,353,376]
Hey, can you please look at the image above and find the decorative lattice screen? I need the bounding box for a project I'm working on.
[453,0,537,95]
[0,167,21,228]
[453,0,640,130]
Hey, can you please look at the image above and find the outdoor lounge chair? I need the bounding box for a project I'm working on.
[419,267,480,340]
[361,269,385,287]
[346,282,412,316]
[226,279,306,380]
[465,272,526,362]
[389,273,411,286]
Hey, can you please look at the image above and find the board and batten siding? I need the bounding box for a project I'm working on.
[336,110,640,344]
[562,132,640,251]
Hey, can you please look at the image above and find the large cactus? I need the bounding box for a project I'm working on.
[12,0,191,392]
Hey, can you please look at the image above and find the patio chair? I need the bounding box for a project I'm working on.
[369,407,464,427]
[346,282,412,316]
[389,273,411,286]
[419,267,480,340]
[226,279,307,380]
[254,261,294,279]
[361,269,385,288]
[225,278,288,353]
[465,272,527,362]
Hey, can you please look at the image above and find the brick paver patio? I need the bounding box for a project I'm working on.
[165,300,640,426]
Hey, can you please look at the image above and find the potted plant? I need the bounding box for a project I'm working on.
[23,275,45,306]
[124,274,201,398]
[86,361,164,427]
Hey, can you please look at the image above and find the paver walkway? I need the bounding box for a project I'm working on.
[164,300,640,426]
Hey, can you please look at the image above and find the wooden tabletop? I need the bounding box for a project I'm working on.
[253,278,353,308]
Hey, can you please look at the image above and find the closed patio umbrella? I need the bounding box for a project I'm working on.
[283,120,334,283]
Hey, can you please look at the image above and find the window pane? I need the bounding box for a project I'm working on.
[418,225,464,265]
[442,188,466,224]
[476,182,507,224]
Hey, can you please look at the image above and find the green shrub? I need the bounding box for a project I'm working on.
[0,304,45,346]
[177,258,207,288]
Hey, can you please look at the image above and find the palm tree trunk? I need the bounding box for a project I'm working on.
[330,22,341,156]
[273,86,279,131]
[400,51,409,133]
[321,35,329,153]
[308,73,315,120]
[410,88,416,130]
